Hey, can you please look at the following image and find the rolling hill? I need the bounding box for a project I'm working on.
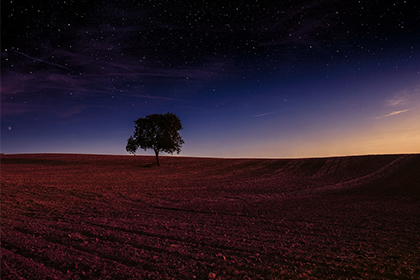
[1,153,419,279]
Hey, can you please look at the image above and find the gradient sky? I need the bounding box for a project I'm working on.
[2,0,420,158]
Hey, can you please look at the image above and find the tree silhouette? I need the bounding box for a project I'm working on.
[126,113,184,166]
[126,136,137,155]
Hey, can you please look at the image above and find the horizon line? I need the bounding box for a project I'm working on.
[1,152,419,160]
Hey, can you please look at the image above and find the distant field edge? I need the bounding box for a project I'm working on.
[1,152,419,160]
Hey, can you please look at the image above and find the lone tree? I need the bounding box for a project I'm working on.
[126,113,184,166]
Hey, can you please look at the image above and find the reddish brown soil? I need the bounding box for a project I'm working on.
[1,153,420,279]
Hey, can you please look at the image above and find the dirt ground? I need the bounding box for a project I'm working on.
[1,153,420,279]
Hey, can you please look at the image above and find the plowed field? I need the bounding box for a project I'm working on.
[1,154,420,279]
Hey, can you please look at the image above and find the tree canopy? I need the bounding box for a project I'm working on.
[126,113,184,166]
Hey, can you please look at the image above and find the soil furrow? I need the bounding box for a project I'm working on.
[2,153,419,279]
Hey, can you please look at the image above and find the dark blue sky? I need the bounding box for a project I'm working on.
[2,0,420,157]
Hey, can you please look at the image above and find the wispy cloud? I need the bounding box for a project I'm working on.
[120,93,180,101]
[386,94,410,107]
[12,50,72,71]
[386,97,407,107]
[254,111,279,117]
[375,109,410,119]
[386,86,420,107]
[57,105,86,118]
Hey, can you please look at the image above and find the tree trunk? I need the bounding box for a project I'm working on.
[154,150,160,166]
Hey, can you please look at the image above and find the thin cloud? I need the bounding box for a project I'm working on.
[254,111,279,117]
[13,50,72,71]
[386,86,420,107]
[386,97,407,107]
[375,109,410,119]
[121,93,181,101]
[386,94,410,107]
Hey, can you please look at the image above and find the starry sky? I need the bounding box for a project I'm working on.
[2,0,420,158]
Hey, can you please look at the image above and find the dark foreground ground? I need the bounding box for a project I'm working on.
[1,153,420,279]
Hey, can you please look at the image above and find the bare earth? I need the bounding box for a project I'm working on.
[1,154,419,279]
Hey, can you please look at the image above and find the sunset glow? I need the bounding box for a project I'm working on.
[2,1,419,157]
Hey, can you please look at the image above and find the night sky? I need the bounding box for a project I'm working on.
[2,0,420,158]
